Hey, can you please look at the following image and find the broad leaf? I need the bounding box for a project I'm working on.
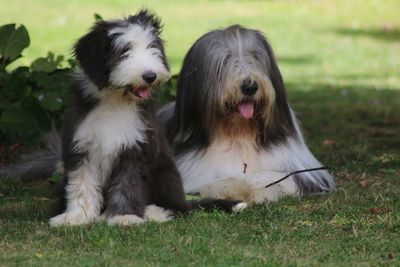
[0,24,30,68]
[40,92,64,112]
[22,96,51,131]
[0,105,40,136]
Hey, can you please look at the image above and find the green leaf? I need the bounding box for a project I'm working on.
[0,67,31,99]
[31,52,66,73]
[31,57,57,73]
[22,96,51,131]
[40,92,64,112]
[0,24,30,68]
[0,105,39,135]
[94,13,103,21]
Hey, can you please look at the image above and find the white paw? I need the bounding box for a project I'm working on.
[106,214,145,226]
[232,202,248,213]
[49,212,93,227]
[144,205,174,222]
[94,213,106,223]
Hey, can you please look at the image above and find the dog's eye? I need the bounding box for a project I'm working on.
[148,41,161,50]
[120,53,129,59]
[252,52,261,61]
[119,45,131,59]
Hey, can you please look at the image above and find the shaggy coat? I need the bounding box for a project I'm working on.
[50,11,243,227]
[158,25,335,203]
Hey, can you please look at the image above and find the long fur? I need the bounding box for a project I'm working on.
[158,25,335,203]
[5,10,243,227]
[0,130,61,180]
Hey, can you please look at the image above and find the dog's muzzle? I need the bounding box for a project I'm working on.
[241,78,258,96]
[142,71,157,84]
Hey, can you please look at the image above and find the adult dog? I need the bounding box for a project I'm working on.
[1,23,334,206]
[158,25,335,203]
[4,11,243,227]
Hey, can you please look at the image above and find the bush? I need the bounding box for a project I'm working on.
[0,24,73,144]
[0,22,177,145]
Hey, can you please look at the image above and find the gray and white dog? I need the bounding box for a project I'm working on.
[1,24,334,206]
[1,11,244,226]
[159,25,335,203]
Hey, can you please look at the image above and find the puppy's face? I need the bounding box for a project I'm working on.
[74,10,169,102]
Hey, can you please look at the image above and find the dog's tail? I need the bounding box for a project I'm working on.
[186,198,247,213]
[0,130,62,180]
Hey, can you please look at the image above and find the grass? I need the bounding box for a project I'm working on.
[1,0,400,266]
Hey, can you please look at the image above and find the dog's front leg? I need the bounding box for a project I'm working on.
[49,159,103,226]
[246,170,298,203]
[199,170,297,204]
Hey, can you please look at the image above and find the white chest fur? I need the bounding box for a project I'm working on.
[177,138,262,193]
[177,137,313,194]
[72,96,146,183]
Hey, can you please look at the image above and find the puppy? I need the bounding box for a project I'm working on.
[158,25,335,204]
[49,11,243,227]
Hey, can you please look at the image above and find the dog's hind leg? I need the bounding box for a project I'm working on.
[102,149,147,226]
[147,152,189,213]
[150,153,247,213]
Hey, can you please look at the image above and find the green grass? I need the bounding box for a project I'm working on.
[1,0,400,266]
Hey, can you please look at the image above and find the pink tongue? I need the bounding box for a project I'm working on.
[137,87,151,98]
[238,101,255,119]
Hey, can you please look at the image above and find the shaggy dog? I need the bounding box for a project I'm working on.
[23,11,243,227]
[0,23,334,208]
[158,25,335,203]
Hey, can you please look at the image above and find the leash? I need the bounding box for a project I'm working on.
[264,167,330,188]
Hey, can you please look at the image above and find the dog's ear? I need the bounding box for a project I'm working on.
[256,32,296,144]
[74,21,112,89]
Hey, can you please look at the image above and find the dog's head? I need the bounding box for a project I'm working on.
[173,25,295,150]
[73,10,169,101]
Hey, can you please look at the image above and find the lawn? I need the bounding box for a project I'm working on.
[1,0,400,266]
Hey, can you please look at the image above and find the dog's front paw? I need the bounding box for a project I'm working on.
[106,214,145,226]
[144,205,174,222]
[232,202,248,212]
[49,212,93,227]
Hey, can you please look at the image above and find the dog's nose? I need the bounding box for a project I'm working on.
[142,71,157,84]
[241,78,258,96]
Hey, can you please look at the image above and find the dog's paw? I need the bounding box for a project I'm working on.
[232,202,248,213]
[49,212,92,227]
[94,213,107,223]
[106,214,145,226]
[144,205,174,222]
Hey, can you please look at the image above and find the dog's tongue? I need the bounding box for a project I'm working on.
[137,87,151,98]
[238,101,255,119]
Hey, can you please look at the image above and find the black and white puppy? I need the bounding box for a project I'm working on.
[159,25,335,204]
[50,11,244,227]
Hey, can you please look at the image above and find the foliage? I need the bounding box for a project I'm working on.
[0,0,399,265]
[0,24,73,144]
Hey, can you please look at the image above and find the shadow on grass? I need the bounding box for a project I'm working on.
[0,178,53,223]
[285,82,400,171]
[1,83,399,223]
[335,27,400,42]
